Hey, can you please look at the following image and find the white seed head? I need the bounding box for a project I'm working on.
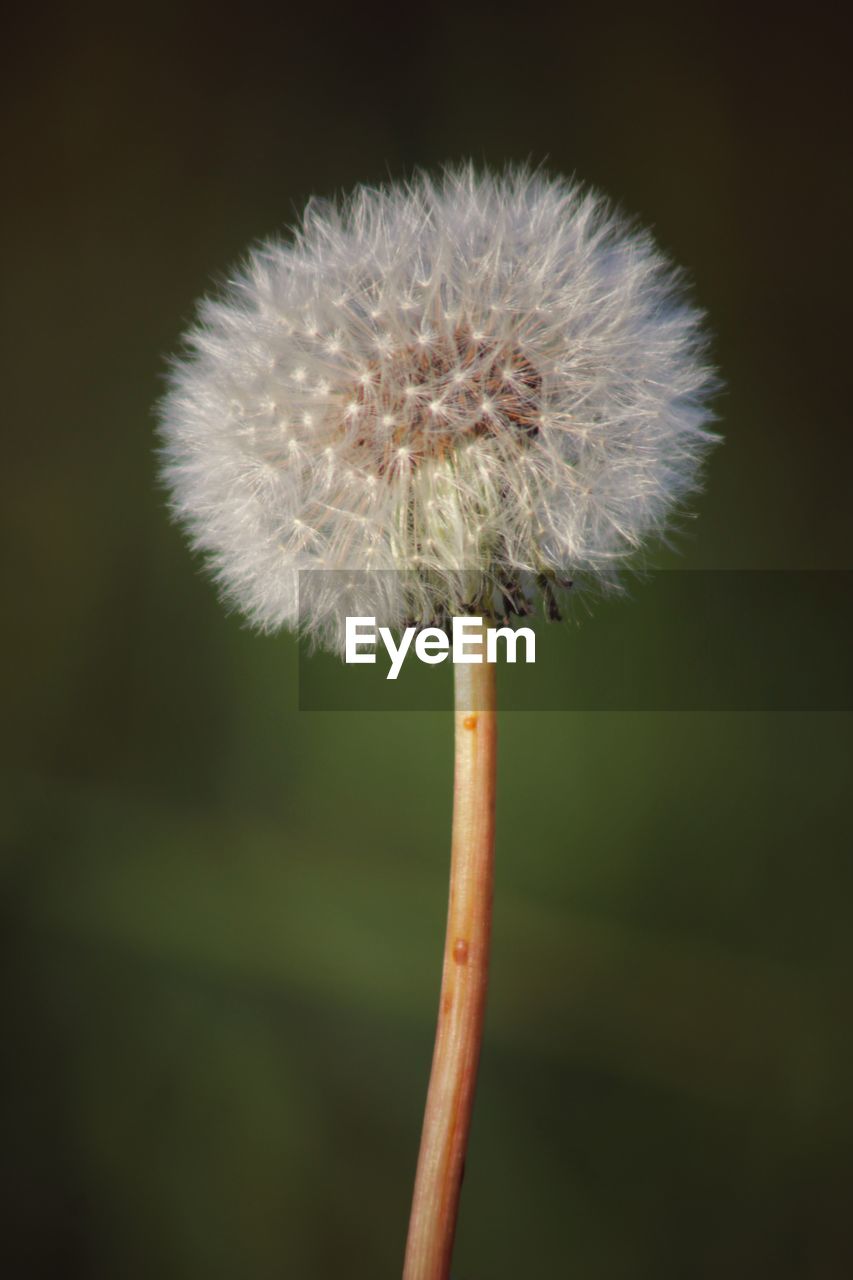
[159,165,719,650]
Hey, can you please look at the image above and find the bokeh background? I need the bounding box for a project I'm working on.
[3,2,852,1276]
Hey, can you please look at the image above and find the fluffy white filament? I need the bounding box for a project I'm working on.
[159,165,718,650]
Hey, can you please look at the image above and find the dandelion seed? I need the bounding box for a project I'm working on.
[159,165,717,650]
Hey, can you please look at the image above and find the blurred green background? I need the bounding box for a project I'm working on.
[3,3,852,1276]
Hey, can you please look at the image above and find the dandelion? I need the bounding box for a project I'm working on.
[158,165,719,1280]
[160,166,716,647]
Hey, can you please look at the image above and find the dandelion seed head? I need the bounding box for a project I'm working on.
[159,165,719,649]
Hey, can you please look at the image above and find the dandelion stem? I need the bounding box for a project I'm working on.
[403,627,497,1280]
